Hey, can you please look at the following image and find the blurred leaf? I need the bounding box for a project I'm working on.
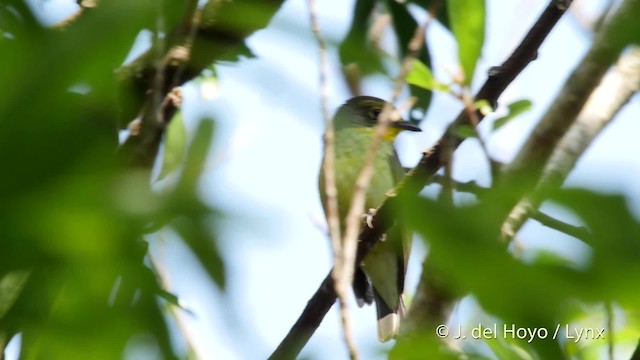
[158,289,195,315]
[219,42,257,63]
[448,0,485,85]
[474,99,493,115]
[0,0,233,357]
[339,0,384,75]
[0,270,30,319]
[526,249,577,268]
[392,329,461,359]
[386,0,432,123]
[172,119,226,288]
[454,124,477,138]
[493,99,532,131]
[484,335,533,360]
[551,190,640,305]
[400,186,640,358]
[402,195,580,358]
[406,59,451,92]
[177,119,214,192]
[158,111,187,181]
[173,216,226,289]
[404,196,550,318]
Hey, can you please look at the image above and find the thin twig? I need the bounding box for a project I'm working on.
[118,0,285,168]
[429,174,488,196]
[529,211,592,243]
[157,0,200,129]
[168,0,201,90]
[147,241,200,358]
[307,0,356,358]
[152,0,168,129]
[428,175,593,243]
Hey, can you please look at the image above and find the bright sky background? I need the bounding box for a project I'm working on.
[19,0,640,359]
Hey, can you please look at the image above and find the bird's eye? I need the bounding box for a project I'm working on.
[370,108,381,119]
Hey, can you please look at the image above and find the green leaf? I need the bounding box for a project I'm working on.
[401,196,577,358]
[454,124,477,138]
[448,0,486,85]
[158,289,195,315]
[339,0,384,75]
[492,99,532,131]
[406,59,451,93]
[553,190,640,276]
[219,42,257,63]
[178,119,214,192]
[173,217,226,289]
[0,270,31,319]
[484,335,533,360]
[526,249,576,268]
[474,99,493,115]
[158,111,187,181]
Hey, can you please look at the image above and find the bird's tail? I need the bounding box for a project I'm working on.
[353,267,374,307]
[374,290,405,342]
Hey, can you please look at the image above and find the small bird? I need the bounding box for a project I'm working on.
[319,96,421,342]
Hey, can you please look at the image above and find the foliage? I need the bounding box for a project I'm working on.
[393,189,640,359]
[2,0,640,359]
[0,0,279,358]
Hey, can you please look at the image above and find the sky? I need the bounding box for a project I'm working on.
[15,0,640,359]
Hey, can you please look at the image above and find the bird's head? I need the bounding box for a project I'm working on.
[333,96,422,140]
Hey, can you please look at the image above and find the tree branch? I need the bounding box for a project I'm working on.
[500,0,640,241]
[428,175,593,243]
[117,0,285,168]
[268,2,572,359]
[529,210,592,243]
[503,47,640,239]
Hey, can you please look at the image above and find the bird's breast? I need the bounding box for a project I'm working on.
[331,130,396,222]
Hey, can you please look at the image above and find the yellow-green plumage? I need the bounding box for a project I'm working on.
[319,96,420,342]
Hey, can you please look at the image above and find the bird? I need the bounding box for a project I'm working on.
[319,96,421,342]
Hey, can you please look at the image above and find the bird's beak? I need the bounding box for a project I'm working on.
[391,120,422,132]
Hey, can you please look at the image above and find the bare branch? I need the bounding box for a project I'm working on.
[118,0,285,168]
[308,0,358,357]
[501,45,640,241]
[498,0,640,221]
